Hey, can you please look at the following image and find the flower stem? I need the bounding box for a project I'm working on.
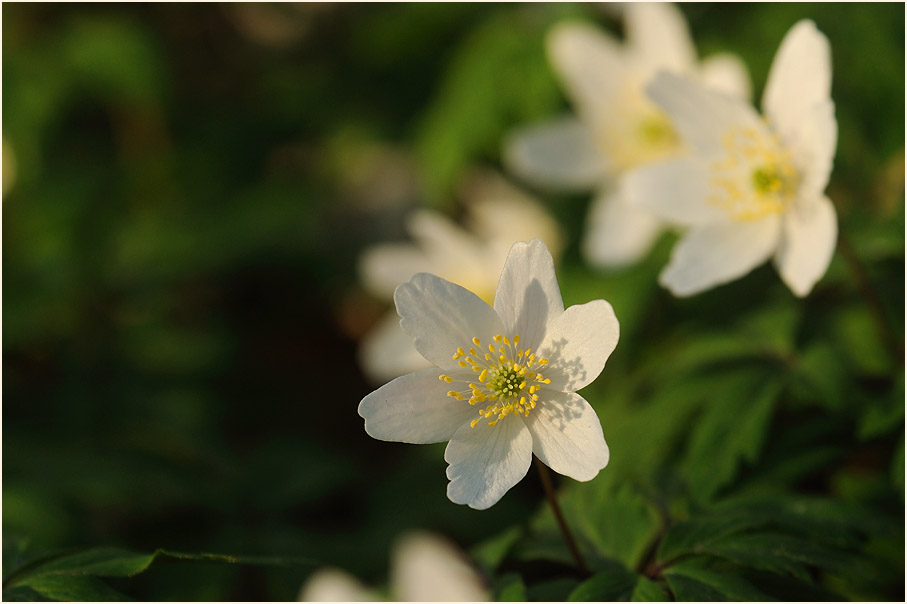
[534,457,590,574]
[837,231,904,366]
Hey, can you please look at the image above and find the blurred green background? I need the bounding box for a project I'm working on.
[3,3,904,601]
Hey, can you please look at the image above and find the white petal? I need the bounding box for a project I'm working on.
[391,532,489,602]
[407,210,481,262]
[298,568,373,602]
[444,416,533,510]
[621,157,727,226]
[502,117,606,192]
[463,176,565,260]
[625,2,696,73]
[493,239,564,351]
[547,22,628,120]
[699,53,752,100]
[359,242,433,300]
[660,217,782,296]
[359,368,481,445]
[395,273,505,371]
[537,300,620,393]
[646,71,762,156]
[527,391,609,482]
[581,185,662,267]
[785,99,837,199]
[762,20,832,147]
[358,311,431,384]
[775,195,838,297]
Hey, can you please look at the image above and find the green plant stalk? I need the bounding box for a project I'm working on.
[534,456,590,574]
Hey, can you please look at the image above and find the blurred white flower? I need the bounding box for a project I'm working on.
[623,20,837,297]
[359,239,617,509]
[504,3,751,268]
[358,175,562,383]
[298,531,489,602]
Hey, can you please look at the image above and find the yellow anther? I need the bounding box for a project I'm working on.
[519,382,526,390]
[488,420,497,427]
[514,335,520,345]
[470,419,480,428]
[478,369,488,383]
[458,361,468,368]
[539,358,548,365]
[472,337,481,346]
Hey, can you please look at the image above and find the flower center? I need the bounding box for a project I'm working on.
[438,334,550,428]
[708,124,799,221]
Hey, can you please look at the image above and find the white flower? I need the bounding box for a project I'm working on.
[358,239,618,510]
[504,3,750,268]
[622,20,837,297]
[358,175,562,383]
[298,531,489,602]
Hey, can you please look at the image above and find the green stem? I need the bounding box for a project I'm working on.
[837,231,904,366]
[535,457,590,574]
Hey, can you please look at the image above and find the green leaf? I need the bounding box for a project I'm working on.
[470,526,522,575]
[26,548,156,578]
[664,560,776,601]
[691,533,858,582]
[568,563,637,601]
[494,572,528,602]
[4,547,319,601]
[630,577,668,601]
[680,371,783,501]
[5,575,130,602]
[526,577,580,602]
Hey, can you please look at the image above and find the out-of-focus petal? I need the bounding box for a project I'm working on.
[527,391,609,482]
[358,311,431,383]
[503,117,605,192]
[395,273,505,371]
[786,99,837,199]
[391,532,489,602]
[762,20,832,147]
[646,71,762,156]
[660,216,782,296]
[622,157,727,226]
[547,22,628,121]
[699,53,752,100]
[774,195,837,297]
[445,415,533,510]
[625,2,696,72]
[582,185,662,267]
[582,188,658,267]
[493,239,564,351]
[298,568,373,602]
[538,300,620,393]
[359,243,434,300]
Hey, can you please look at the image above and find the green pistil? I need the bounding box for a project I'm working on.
[488,368,524,399]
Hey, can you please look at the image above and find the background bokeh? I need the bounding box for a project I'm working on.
[3,3,904,601]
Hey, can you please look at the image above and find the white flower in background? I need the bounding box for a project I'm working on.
[622,20,837,297]
[359,239,618,509]
[504,2,751,268]
[298,531,489,602]
[358,176,562,383]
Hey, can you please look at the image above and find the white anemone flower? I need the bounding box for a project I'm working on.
[622,20,837,297]
[504,3,750,268]
[358,178,562,383]
[298,531,489,602]
[358,239,618,509]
